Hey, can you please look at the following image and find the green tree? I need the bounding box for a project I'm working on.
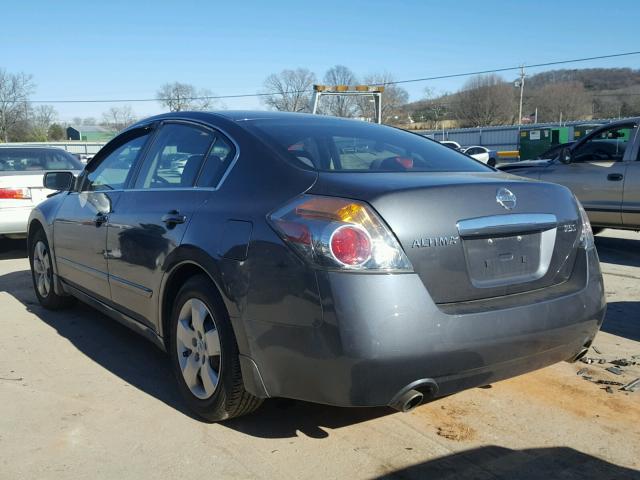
[48,123,65,141]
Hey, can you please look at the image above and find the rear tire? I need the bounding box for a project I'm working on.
[169,275,262,421]
[29,229,75,310]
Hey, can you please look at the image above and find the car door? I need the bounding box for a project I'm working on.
[53,128,152,301]
[622,144,640,227]
[105,121,236,327]
[537,122,636,227]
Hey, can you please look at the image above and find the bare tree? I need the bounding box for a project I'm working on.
[418,87,449,127]
[454,74,515,127]
[261,68,316,112]
[528,82,591,123]
[101,105,137,131]
[30,105,58,141]
[321,65,359,118]
[194,88,226,111]
[156,82,220,112]
[356,72,408,123]
[0,69,35,142]
[82,117,97,126]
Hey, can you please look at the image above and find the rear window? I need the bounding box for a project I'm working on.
[0,148,82,172]
[246,119,489,172]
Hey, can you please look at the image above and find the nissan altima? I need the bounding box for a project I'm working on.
[28,111,605,421]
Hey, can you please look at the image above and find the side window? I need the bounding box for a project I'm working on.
[134,123,214,189]
[83,132,149,191]
[573,124,635,163]
[196,135,237,187]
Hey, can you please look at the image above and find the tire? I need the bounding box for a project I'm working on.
[29,229,75,310]
[169,275,262,421]
[488,158,496,167]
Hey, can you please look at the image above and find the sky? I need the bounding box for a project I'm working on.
[2,0,640,122]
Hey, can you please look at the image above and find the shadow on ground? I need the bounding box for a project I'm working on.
[376,446,639,479]
[602,301,640,341]
[595,233,640,268]
[0,267,391,436]
[0,238,27,260]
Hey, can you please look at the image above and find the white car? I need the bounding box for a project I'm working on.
[0,147,82,238]
[439,140,462,150]
[461,146,497,166]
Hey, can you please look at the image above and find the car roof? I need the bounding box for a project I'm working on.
[129,110,386,129]
[0,145,69,151]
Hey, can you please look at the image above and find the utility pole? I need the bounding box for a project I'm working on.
[517,65,526,125]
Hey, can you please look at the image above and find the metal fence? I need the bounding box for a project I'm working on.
[0,141,106,156]
[416,118,620,151]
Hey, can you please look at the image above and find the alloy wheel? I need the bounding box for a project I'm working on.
[175,298,222,399]
[33,241,52,298]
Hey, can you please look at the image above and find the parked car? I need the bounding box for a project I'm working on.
[0,147,83,238]
[500,118,639,233]
[28,111,605,421]
[439,140,462,150]
[461,145,498,166]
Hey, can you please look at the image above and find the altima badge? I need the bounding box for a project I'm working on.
[496,188,517,210]
[412,235,459,248]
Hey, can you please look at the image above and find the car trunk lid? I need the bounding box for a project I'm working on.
[310,171,582,304]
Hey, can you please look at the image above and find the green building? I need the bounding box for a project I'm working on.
[66,125,116,142]
[573,124,601,141]
[519,127,570,160]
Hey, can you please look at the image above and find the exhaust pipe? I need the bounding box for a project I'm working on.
[567,346,589,363]
[390,389,424,413]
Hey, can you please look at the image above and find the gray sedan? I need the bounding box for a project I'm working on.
[28,111,605,421]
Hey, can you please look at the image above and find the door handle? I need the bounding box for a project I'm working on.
[607,173,624,181]
[94,212,108,226]
[161,210,187,226]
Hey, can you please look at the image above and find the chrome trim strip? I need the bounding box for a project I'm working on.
[61,280,166,351]
[457,213,558,238]
[108,274,153,298]
[76,121,240,193]
[57,256,108,279]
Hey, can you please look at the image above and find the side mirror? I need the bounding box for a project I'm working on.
[44,171,75,191]
[559,147,572,164]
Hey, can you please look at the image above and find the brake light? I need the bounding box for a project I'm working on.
[0,188,31,200]
[269,195,412,271]
[576,198,594,249]
[330,225,371,266]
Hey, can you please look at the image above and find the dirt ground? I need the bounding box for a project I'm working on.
[0,230,638,480]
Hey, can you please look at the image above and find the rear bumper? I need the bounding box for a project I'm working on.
[245,248,605,407]
[0,206,33,235]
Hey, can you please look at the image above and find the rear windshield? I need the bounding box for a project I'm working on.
[247,119,489,173]
[0,148,82,172]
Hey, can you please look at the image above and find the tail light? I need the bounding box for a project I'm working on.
[269,195,412,272]
[576,198,594,249]
[0,188,31,200]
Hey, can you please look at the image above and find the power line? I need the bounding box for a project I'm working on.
[384,51,640,86]
[26,50,640,104]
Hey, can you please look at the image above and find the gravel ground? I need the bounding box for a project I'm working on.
[0,230,638,480]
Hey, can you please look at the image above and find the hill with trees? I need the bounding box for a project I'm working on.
[404,67,640,129]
